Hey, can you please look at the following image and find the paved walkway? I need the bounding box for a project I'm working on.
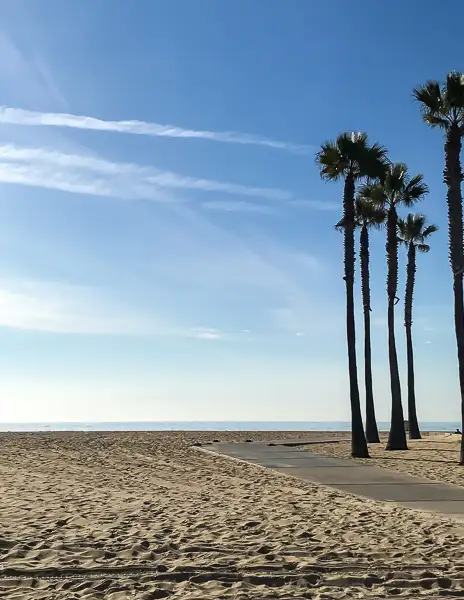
[204,440,464,521]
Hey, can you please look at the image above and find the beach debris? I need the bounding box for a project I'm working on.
[55,518,71,527]
[140,590,171,600]
[242,520,261,529]
[256,544,273,554]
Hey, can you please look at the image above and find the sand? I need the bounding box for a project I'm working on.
[2,431,464,599]
[308,432,464,487]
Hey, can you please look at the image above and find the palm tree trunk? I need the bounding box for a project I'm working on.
[344,173,369,458]
[444,122,464,464]
[405,242,421,439]
[386,205,408,451]
[360,224,380,443]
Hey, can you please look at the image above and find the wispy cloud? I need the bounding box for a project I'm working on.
[201,198,340,214]
[289,199,339,212]
[0,144,338,214]
[161,205,326,294]
[0,106,312,154]
[146,171,291,200]
[201,200,278,215]
[0,278,230,338]
[188,327,223,340]
[0,141,327,340]
[0,279,166,335]
[0,162,121,200]
[268,304,344,338]
[0,143,298,204]
[0,144,340,214]
[0,275,328,341]
[0,34,68,110]
[0,162,327,339]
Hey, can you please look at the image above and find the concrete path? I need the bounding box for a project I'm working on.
[204,440,464,521]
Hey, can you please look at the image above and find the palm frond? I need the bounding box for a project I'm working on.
[417,244,430,253]
[358,181,386,206]
[421,223,439,238]
[355,197,386,228]
[359,142,390,180]
[396,216,408,245]
[446,71,464,109]
[406,173,427,189]
[408,213,427,234]
[424,114,450,128]
[399,213,426,239]
[338,131,381,179]
[334,215,346,231]
[330,132,367,169]
[387,162,409,193]
[402,174,429,207]
[337,131,367,153]
[397,212,437,249]
[413,80,442,112]
[315,141,345,181]
[413,79,450,129]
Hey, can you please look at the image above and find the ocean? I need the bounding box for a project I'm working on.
[0,421,460,432]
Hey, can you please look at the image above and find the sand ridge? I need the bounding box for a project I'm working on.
[1,430,464,598]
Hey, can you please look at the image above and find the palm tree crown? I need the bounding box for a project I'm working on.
[360,163,429,209]
[336,197,386,231]
[397,214,439,253]
[413,72,464,130]
[316,132,388,182]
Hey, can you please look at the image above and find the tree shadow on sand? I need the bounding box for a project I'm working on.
[405,446,458,452]
[373,455,457,465]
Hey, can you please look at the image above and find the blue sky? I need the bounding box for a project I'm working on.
[0,0,460,423]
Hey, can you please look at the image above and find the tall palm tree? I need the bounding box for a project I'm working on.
[361,163,428,450]
[336,198,386,443]
[316,132,388,458]
[414,72,464,464]
[397,214,438,440]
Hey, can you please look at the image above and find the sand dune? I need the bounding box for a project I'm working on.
[1,431,464,598]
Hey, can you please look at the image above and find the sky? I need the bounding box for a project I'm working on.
[0,0,461,423]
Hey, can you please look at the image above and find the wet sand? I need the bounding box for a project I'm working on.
[2,430,464,599]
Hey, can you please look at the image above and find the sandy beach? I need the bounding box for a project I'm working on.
[2,431,464,599]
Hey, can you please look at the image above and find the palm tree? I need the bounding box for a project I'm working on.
[336,198,386,443]
[414,72,464,464]
[397,214,438,440]
[316,132,388,458]
[361,163,428,450]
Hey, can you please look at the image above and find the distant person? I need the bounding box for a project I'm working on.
[455,428,462,435]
